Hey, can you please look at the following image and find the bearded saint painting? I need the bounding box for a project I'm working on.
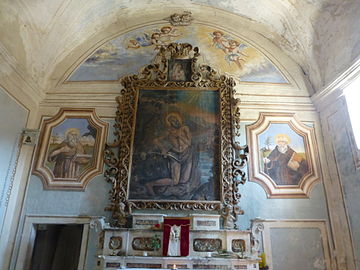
[259,124,309,186]
[46,119,96,179]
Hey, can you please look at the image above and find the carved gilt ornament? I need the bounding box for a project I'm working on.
[104,43,248,228]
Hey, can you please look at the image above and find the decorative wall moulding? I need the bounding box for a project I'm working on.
[33,108,108,190]
[166,11,193,26]
[232,239,246,253]
[109,236,122,250]
[193,238,222,252]
[246,113,321,198]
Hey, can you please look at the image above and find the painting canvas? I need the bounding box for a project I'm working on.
[46,118,96,179]
[129,89,220,201]
[168,59,192,81]
[258,123,309,186]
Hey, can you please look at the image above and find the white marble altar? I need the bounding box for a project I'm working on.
[96,214,260,270]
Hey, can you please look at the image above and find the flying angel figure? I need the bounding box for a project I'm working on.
[127,33,152,49]
[210,31,248,69]
[221,39,248,69]
[210,31,230,52]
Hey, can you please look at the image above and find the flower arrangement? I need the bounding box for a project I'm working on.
[149,234,161,251]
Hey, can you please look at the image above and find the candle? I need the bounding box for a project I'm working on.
[172,264,177,269]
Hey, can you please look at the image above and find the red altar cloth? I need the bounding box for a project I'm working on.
[162,218,190,256]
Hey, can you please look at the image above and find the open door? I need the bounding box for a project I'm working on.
[29,224,84,270]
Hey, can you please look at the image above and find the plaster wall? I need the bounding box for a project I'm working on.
[0,2,358,269]
[4,25,344,268]
[15,175,111,270]
[236,108,333,270]
[240,182,328,230]
[270,228,325,270]
[320,96,360,268]
[238,120,329,230]
[12,101,334,270]
[0,87,27,234]
[11,119,114,270]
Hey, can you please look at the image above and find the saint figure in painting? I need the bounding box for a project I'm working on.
[48,128,91,178]
[263,134,308,185]
[145,112,199,196]
[170,62,186,81]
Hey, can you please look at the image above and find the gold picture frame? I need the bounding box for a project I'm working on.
[104,43,248,228]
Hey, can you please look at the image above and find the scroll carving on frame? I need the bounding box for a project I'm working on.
[246,113,321,198]
[104,43,248,228]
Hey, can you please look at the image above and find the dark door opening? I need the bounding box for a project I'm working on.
[29,224,84,270]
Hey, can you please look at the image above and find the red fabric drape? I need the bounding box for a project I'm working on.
[162,218,190,256]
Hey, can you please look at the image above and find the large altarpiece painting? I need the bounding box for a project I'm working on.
[104,43,248,229]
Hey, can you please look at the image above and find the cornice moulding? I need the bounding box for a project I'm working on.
[0,43,45,106]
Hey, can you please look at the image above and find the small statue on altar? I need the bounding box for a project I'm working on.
[223,205,236,229]
[163,218,190,257]
[167,225,181,256]
[115,202,127,226]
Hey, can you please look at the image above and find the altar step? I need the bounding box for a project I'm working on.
[98,255,259,270]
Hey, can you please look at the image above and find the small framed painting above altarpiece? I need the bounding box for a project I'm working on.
[104,43,248,228]
[246,113,321,198]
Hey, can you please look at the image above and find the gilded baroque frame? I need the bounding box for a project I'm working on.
[33,108,108,190]
[104,43,248,228]
[246,113,321,198]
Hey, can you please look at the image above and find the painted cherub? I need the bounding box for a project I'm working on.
[221,39,248,69]
[127,33,152,49]
[159,26,181,39]
[127,26,181,50]
[156,26,181,46]
[210,31,248,69]
[211,31,227,52]
[149,26,181,50]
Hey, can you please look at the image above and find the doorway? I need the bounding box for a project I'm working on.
[29,224,84,270]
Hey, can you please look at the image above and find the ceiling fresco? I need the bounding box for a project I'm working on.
[67,24,288,84]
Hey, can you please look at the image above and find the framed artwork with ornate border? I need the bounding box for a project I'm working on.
[104,43,248,228]
[33,108,108,190]
[246,113,321,198]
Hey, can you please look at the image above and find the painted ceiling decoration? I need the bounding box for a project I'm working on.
[67,24,288,84]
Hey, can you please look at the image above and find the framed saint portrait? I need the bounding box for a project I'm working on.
[33,108,108,190]
[129,89,220,201]
[246,113,321,198]
[104,43,247,227]
[168,59,192,81]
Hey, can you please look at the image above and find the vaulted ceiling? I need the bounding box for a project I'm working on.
[1,0,359,106]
